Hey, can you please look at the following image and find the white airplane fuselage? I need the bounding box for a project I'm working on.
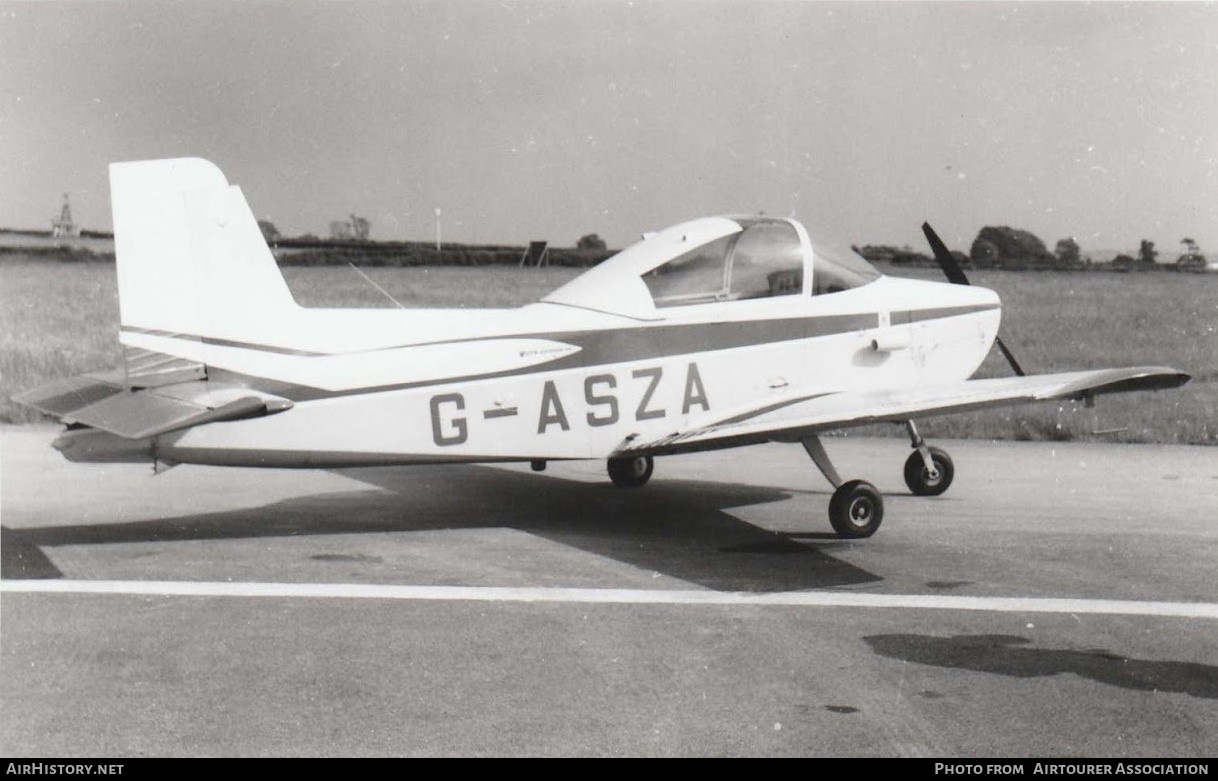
[122,276,1000,467]
[42,158,1004,470]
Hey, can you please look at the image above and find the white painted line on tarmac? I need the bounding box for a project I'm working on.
[3,579,1218,619]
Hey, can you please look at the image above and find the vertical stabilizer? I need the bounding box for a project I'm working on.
[109,158,300,344]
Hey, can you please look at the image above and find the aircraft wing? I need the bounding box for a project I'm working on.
[13,373,293,440]
[617,366,1190,456]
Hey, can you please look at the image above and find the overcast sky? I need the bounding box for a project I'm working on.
[2,1,1215,254]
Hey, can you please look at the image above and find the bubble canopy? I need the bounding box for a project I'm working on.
[544,216,881,318]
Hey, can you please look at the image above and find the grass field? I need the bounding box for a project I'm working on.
[2,256,1214,444]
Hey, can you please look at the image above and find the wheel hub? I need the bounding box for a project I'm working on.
[849,497,872,524]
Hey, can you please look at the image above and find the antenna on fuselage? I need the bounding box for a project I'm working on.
[346,262,407,309]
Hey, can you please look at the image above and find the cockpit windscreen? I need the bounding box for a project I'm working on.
[810,239,881,295]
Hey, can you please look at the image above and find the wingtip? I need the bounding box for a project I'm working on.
[1139,367,1192,388]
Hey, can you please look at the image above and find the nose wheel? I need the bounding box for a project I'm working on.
[904,447,953,496]
[903,420,954,496]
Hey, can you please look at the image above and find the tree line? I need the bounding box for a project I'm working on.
[856,226,1208,272]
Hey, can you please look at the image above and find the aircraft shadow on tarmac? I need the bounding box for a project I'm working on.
[1,465,880,592]
[864,633,1218,700]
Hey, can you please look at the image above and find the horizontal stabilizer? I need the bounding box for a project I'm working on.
[15,374,293,440]
[11,372,126,418]
[619,366,1191,456]
[63,391,264,440]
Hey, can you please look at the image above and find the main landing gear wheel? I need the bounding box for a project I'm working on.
[828,480,884,538]
[903,447,954,496]
[801,435,885,539]
[608,455,653,488]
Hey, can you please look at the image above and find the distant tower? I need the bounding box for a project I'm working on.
[51,193,79,238]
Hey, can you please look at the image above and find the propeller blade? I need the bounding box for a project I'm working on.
[921,221,1027,377]
[994,336,1026,377]
[921,222,971,285]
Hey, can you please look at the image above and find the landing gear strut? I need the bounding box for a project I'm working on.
[902,420,954,496]
[800,424,954,537]
[607,455,653,488]
[802,435,883,538]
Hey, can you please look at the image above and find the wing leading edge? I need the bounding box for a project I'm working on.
[617,366,1191,456]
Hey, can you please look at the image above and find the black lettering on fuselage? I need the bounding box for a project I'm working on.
[632,367,665,420]
[430,393,467,446]
[434,363,712,443]
[584,374,619,427]
[538,380,571,433]
[682,362,710,414]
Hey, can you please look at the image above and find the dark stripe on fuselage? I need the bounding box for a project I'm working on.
[903,305,991,324]
[708,392,836,427]
[124,304,991,358]
[123,326,327,357]
[155,303,999,401]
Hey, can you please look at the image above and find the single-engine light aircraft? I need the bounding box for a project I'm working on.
[16,158,1190,538]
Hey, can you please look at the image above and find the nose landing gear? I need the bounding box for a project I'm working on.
[902,420,954,496]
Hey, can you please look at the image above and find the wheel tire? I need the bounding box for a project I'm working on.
[608,455,654,488]
[828,480,884,538]
[903,447,954,496]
